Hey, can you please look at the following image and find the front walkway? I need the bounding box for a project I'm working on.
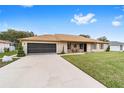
[0,54,105,88]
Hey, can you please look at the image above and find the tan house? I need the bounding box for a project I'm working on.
[20,34,109,54]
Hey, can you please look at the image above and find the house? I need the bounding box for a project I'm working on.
[110,41,124,51]
[0,40,11,53]
[0,40,15,53]
[20,34,109,54]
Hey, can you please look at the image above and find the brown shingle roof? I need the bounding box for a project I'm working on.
[20,34,109,44]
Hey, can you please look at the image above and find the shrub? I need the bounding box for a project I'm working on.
[4,48,9,52]
[17,43,25,57]
[106,45,110,52]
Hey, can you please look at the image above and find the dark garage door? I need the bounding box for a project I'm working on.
[27,43,56,53]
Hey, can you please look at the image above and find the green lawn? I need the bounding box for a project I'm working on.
[62,52,124,88]
[0,51,17,58]
[0,51,18,68]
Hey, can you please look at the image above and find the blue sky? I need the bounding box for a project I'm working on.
[0,5,124,41]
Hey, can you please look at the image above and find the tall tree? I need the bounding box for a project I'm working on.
[79,34,90,38]
[97,36,109,42]
[0,29,35,46]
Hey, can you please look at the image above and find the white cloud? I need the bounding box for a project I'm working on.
[112,15,123,27]
[112,21,121,27]
[71,13,96,25]
[20,5,33,8]
[90,18,97,23]
[115,15,123,20]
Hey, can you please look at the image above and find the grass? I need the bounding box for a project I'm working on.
[0,51,17,58]
[0,58,18,68]
[0,51,18,68]
[62,52,124,88]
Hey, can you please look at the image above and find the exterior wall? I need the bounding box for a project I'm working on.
[56,42,67,53]
[9,46,15,51]
[110,45,124,51]
[0,43,10,53]
[87,43,108,52]
[22,41,68,54]
[87,43,92,52]
[103,44,109,51]
[0,43,4,53]
[22,41,27,54]
[22,41,108,54]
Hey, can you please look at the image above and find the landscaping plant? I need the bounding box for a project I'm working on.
[106,45,110,52]
[17,43,25,57]
[4,48,9,52]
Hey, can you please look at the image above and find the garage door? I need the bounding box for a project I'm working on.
[27,43,56,53]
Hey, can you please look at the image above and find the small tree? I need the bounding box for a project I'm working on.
[97,36,109,42]
[17,43,25,57]
[106,46,110,52]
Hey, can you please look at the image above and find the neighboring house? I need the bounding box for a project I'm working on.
[110,41,124,51]
[0,40,15,53]
[20,34,109,54]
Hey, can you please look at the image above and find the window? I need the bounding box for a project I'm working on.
[67,43,71,49]
[80,43,83,49]
[91,44,97,49]
[74,44,77,48]
[100,44,104,49]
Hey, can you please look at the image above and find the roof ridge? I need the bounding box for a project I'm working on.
[20,34,108,44]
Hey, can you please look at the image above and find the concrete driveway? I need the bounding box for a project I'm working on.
[0,54,105,88]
